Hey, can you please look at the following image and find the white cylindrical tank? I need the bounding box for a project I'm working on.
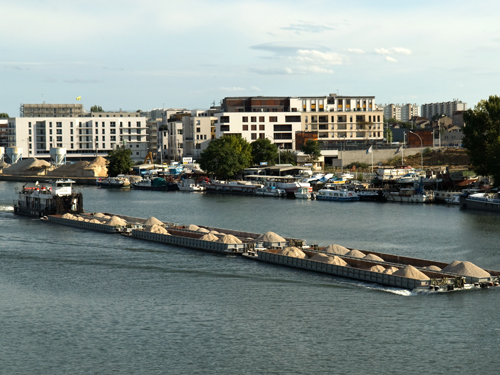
[50,147,67,166]
[6,147,23,164]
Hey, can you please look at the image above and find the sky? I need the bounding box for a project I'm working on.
[1,0,500,116]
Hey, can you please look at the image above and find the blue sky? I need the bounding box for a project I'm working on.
[1,0,499,116]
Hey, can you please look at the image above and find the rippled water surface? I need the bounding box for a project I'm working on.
[1,181,500,374]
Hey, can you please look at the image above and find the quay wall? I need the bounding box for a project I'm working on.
[332,148,425,167]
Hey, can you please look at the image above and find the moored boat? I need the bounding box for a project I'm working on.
[316,188,359,202]
[97,176,131,189]
[460,192,500,212]
[294,187,312,199]
[132,177,168,191]
[177,178,205,192]
[385,187,433,203]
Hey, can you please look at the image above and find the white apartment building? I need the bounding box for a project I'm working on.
[301,95,384,144]
[183,110,216,160]
[381,103,419,122]
[421,100,467,120]
[6,112,149,161]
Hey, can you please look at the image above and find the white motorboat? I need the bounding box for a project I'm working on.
[294,187,312,199]
[177,178,205,192]
[385,187,433,203]
[316,188,359,202]
[445,195,460,205]
[396,172,422,184]
[255,186,286,197]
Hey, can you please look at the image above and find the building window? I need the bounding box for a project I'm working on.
[259,116,265,122]
[57,136,62,142]
[251,116,256,122]
[243,124,248,131]
[196,128,201,133]
[269,116,277,122]
[251,133,257,140]
[251,124,257,131]
[259,133,265,139]
[137,122,141,127]
[111,136,116,141]
[259,125,265,131]
[242,116,248,122]
[102,129,105,134]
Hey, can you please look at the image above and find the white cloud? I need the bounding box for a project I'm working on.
[391,47,412,55]
[375,47,412,55]
[385,56,398,63]
[348,48,365,54]
[295,50,343,65]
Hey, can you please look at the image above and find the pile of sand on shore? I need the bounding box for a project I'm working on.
[323,244,350,255]
[310,253,348,266]
[442,261,490,277]
[364,253,385,262]
[47,156,108,177]
[200,233,219,241]
[279,246,308,259]
[257,231,286,243]
[392,265,430,280]
[345,249,365,258]
[3,158,52,175]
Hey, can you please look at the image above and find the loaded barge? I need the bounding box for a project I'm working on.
[12,180,500,293]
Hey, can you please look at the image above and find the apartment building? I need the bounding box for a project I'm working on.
[381,103,419,122]
[215,97,302,149]
[183,110,217,160]
[421,100,467,120]
[20,103,84,117]
[6,112,148,161]
[300,94,384,148]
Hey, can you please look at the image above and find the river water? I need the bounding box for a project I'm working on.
[1,181,499,374]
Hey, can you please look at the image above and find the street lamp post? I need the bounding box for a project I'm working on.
[409,130,423,171]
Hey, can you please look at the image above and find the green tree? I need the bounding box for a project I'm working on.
[91,105,103,112]
[0,113,9,118]
[199,135,252,179]
[463,95,500,186]
[251,138,278,165]
[278,150,297,165]
[301,140,322,162]
[385,127,393,143]
[106,145,133,176]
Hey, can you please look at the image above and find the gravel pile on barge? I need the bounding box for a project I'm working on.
[392,265,430,280]
[324,244,350,255]
[423,265,442,271]
[145,217,163,226]
[144,224,170,235]
[346,249,366,258]
[200,233,219,241]
[107,216,128,226]
[187,224,199,231]
[383,267,400,275]
[369,265,386,273]
[310,253,348,266]
[442,261,490,277]
[217,234,242,244]
[279,246,309,259]
[198,228,210,233]
[364,254,385,262]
